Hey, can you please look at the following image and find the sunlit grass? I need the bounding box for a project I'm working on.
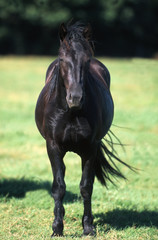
[0,56,158,239]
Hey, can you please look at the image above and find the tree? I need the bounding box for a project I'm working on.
[0,0,158,56]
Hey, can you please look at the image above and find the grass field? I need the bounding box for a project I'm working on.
[0,56,158,240]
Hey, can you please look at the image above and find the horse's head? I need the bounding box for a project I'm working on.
[58,22,93,109]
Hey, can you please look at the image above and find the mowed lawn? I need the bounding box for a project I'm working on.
[0,57,158,240]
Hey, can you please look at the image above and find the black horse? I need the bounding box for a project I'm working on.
[35,22,130,236]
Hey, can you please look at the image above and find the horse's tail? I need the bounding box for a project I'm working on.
[94,133,134,187]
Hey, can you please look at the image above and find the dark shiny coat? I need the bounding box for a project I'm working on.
[35,22,128,237]
[35,58,113,149]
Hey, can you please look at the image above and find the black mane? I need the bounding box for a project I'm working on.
[62,21,94,52]
[66,22,87,40]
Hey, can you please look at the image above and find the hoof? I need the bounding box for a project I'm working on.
[52,220,63,237]
[83,225,95,236]
[51,232,63,238]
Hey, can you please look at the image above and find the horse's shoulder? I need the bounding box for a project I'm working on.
[89,58,111,89]
[45,59,59,84]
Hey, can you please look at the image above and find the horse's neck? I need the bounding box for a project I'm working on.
[54,73,67,110]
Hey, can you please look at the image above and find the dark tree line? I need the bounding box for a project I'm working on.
[0,0,158,57]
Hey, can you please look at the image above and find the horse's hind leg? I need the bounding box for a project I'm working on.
[80,147,96,236]
[46,140,66,237]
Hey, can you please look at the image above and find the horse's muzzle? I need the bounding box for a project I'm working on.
[66,93,83,109]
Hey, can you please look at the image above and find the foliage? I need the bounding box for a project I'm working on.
[0,57,158,239]
[0,0,158,56]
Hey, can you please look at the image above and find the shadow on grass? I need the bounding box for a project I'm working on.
[94,209,158,229]
[0,178,79,203]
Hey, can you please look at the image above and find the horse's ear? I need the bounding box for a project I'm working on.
[83,23,92,41]
[59,23,67,41]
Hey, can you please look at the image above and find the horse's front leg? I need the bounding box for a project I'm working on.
[80,150,96,236]
[46,140,66,237]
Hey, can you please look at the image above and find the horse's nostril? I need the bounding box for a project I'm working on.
[69,93,72,100]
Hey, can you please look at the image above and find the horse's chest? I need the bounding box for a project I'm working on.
[56,116,92,144]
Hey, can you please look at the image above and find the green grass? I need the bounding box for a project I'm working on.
[0,56,158,240]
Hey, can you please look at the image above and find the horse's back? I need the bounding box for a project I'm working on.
[89,58,111,89]
[35,59,58,138]
[87,58,114,139]
[45,59,58,84]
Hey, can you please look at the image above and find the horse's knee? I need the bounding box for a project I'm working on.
[80,183,93,200]
[80,185,88,199]
[52,181,66,201]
